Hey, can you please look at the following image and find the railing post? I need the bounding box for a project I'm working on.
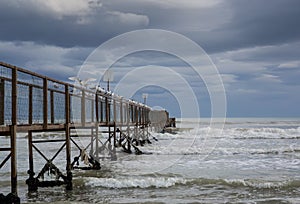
[95,93,99,123]
[105,95,109,125]
[0,79,5,125]
[91,99,95,123]
[120,98,123,124]
[100,100,103,123]
[135,106,138,126]
[43,78,48,128]
[81,89,86,127]
[126,102,131,151]
[28,86,33,125]
[113,98,116,123]
[11,68,18,195]
[50,90,54,124]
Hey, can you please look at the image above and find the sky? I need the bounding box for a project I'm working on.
[1,0,300,118]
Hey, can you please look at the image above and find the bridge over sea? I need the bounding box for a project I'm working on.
[0,62,172,203]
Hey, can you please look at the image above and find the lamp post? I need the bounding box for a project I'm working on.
[142,93,148,105]
[103,70,114,91]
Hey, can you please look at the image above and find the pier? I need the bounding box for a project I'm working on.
[0,62,171,203]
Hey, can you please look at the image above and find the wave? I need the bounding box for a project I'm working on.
[220,178,300,189]
[84,176,300,190]
[186,178,296,189]
[164,126,300,142]
[250,149,300,155]
[234,127,300,134]
[186,126,300,140]
[85,176,187,189]
[214,147,300,156]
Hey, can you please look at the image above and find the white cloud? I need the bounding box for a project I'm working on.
[106,11,149,26]
[30,0,100,19]
[235,88,258,94]
[255,74,282,83]
[278,61,300,69]
[212,57,267,74]
[146,0,221,9]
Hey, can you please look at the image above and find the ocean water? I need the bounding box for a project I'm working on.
[1,118,300,203]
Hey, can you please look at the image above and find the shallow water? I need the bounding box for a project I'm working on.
[1,118,300,203]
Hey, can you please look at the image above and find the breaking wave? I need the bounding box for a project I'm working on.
[84,176,300,190]
[85,176,187,188]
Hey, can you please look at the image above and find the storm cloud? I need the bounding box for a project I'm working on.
[1,0,300,117]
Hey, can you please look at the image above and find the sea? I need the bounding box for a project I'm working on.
[1,118,300,203]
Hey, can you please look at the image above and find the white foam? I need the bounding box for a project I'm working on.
[224,178,289,189]
[85,176,187,188]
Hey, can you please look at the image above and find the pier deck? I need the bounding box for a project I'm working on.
[0,62,165,202]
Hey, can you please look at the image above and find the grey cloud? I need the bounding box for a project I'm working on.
[211,0,300,52]
[1,0,300,117]
[218,41,300,63]
[105,0,300,54]
[0,0,149,48]
[1,0,299,54]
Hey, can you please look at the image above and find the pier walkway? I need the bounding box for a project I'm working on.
[0,62,169,203]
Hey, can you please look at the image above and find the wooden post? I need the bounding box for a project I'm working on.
[113,99,116,123]
[105,96,109,125]
[135,106,139,126]
[113,99,117,147]
[95,125,99,161]
[10,125,17,194]
[43,78,48,129]
[112,99,116,141]
[0,79,4,125]
[28,86,33,125]
[95,93,99,123]
[126,102,131,151]
[130,104,132,123]
[94,93,98,160]
[65,85,70,160]
[120,99,123,125]
[91,98,94,123]
[26,130,38,192]
[113,122,117,148]
[50,90,54,124]
[138,107,141,125]
[65,85,72,190]
[81,90,86,127]
[11,68,17,195]
[28,131,34,176]
[100,100,103,123]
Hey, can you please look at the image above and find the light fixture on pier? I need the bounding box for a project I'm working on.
[142,93,148,105]
[103,70,114,92]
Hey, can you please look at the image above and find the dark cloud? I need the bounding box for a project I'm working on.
[1,0,299,53]
[1,0,300,117]
[0,0,148,48]
[189,0,300,53]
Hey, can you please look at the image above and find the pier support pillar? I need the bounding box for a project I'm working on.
[10,125,17,195]
[65,124,72,190]
[26,130,38,192]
